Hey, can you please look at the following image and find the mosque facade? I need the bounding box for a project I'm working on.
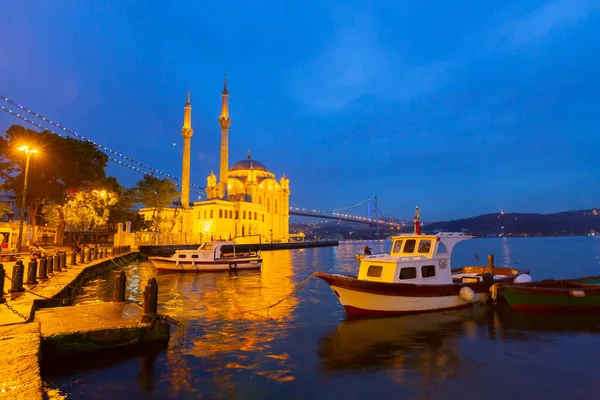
[141,78,290,244]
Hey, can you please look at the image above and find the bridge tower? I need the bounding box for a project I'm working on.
[367,196,380,239]
[218,74,231,199]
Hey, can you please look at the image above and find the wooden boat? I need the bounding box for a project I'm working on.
[315,209,530,316]
[499,279,600,311]
[148,241,262,273]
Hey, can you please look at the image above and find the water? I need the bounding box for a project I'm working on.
[44,237,600,399]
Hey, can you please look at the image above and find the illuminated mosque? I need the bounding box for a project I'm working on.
[149,77,290,244]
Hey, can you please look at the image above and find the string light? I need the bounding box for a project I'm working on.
[1,96,206,196]
[1,104,205,196]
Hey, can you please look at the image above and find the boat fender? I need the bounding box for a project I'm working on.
[570,290,586,298]
[459,286,475,302]
[482,272,495,289]
[513,274,533,284]
[489,283,499,303]
[229,263,237,270]
[176,259,180,267]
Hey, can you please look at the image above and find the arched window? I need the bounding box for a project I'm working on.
[254,212,257,220]
[262,214,264,222]
[203,210,207,219]
[210,210,213,218]
[242,226,245,236]
[243,210,246,219]
[235,210,239,219]
[219,209,223,218]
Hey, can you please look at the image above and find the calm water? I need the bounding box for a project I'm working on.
[45,237,600,399]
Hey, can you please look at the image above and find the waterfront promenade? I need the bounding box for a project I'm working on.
[0,248,169,400]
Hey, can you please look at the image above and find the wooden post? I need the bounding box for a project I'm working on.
[38,256,48,281]
[70,251,77,266]
[114,270,126,302]
[54,253,61,272]
[0,264,5,302]
[10,261,24,293]
[25,259,38,285]
[142,278,158,322]
[47,255,54,274]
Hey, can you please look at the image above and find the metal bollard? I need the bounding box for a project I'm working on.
[79,250,85,264]
[54,253,61,272]
[142,277,159,321]
[70,251,77,266]
[59,252,65,270]
[38,257,48,280]
[93,248,98,260]
[10,261,25,293]
[47,255,54,274]
[25,259,38,285]
[0,264,5,302]
[86,249,92,263]
[114,270,127,302]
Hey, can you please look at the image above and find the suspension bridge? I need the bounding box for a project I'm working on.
[1,95,404,232]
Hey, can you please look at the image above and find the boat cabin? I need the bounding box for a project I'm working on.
[357,233,470,285]
[172,241,258,262]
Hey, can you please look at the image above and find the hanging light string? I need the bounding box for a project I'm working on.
[0,95,206,192]
[0,104,206,196]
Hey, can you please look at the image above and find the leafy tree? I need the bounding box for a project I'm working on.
[0,125,109,243]
[0,202,11,219]
[43,188,117,231]
[132,175,179,231]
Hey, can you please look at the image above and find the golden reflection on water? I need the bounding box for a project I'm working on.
[128,250,299,395]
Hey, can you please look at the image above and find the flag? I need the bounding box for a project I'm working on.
[414,206,421,235]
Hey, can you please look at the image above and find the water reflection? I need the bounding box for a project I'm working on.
[319,307,488,378]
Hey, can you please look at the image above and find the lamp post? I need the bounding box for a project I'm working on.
[16,145,38,253]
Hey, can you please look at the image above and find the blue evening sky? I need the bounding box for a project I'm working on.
[1,1,599,221]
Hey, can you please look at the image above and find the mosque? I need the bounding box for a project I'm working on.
[141,77,290,244]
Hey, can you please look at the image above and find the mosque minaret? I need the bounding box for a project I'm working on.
[217,75,231,199]
[181,89,193,209]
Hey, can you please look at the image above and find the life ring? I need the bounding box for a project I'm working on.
[229,263,237,270]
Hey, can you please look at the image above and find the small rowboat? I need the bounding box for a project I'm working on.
[500,279,600,311]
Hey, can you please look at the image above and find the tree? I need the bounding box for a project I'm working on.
[0,125,109,243]
[132,175,179,231]
[0,202,11,220]
[43,188,118,231]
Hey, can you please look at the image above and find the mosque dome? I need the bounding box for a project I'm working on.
[229,150,269,172]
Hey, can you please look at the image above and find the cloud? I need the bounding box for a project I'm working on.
[503,0,599,47]
[289,11,457,113]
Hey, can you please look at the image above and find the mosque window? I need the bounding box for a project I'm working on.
[235,210,239,219]
[210,210,213,218]
[219,209,223,218]
[198,211,201,219]
[242,226,245,236]
[275,200,278,214]
[267,199,270,213]
[254,212,257,220]
[243,211,246,219]
[262,214,264,222]
[204,210,207,219]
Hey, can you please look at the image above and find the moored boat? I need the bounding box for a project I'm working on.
[148,241,262,273]
[499,279,600,311]
[315,207,531,316]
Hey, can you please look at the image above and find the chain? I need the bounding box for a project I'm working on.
[158,313,184,327]
[2,302,30,322]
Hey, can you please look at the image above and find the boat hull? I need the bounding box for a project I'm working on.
[314,272,491,315]
[502,283,600,311]
[148,256,262,273]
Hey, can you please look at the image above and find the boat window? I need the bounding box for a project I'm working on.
[191,255,199,259]
[404,240,416,253]
[418,240,431,254]
[392,240,403,253]
[436,242,448,254]
[399,267,417,280]
[178,254,186,259]
[421,265,436,278]
[201,243,213,250]
[367,265,383,277]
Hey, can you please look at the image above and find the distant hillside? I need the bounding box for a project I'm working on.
[422,209,600,237]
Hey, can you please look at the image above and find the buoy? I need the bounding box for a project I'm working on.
[514,274,533,283]
[570,290,586,298]
[459,286,475,302]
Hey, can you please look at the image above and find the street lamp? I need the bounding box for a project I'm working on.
[16,145,38,253]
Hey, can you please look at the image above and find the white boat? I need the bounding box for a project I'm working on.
[148,241,262,273]
[315,208,531,315]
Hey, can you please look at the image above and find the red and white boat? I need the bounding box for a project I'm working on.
[315,207,531,316]
[148,241,262,273]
